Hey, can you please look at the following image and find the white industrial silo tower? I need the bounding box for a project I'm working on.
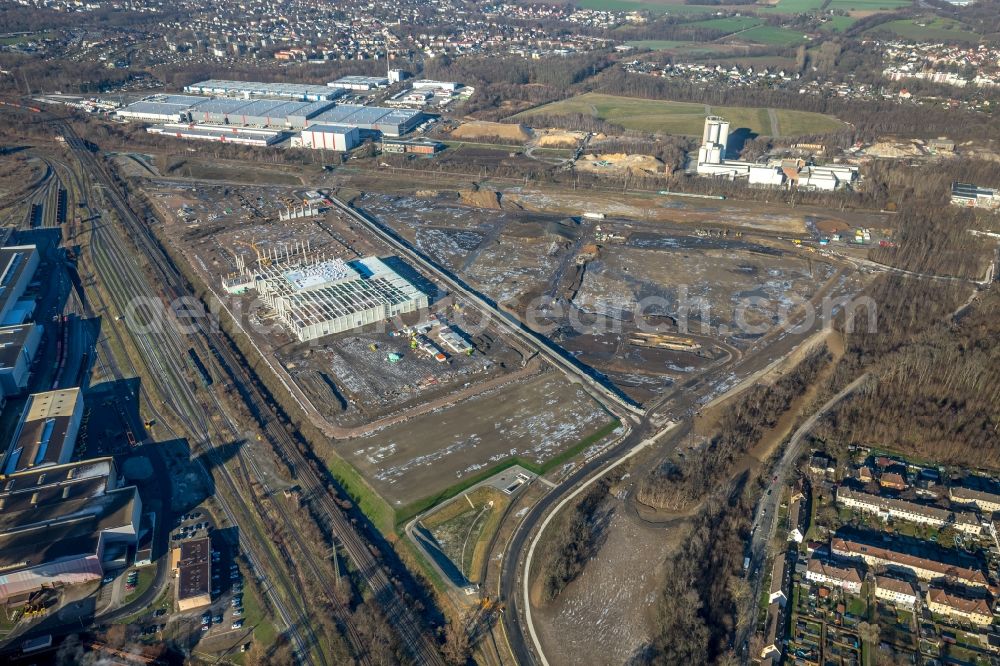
[698,115,730,166]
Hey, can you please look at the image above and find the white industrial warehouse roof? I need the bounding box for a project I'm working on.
[302,124,359,135]
[185,79,341,99]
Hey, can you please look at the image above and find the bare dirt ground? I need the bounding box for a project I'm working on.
[0,154,43,200]
[339,371,614,506]
[575,153,666,177]
[532,494,688,666]
[450,121,531,143]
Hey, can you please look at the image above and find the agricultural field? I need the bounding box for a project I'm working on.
[337,371,616,509]
[760,0,826,12]
[867,17,982,43]
[516,93,845,137]
[826,0,911,11]
[733,25,809,46]
[685,16,762,33]
[821,15,859,32]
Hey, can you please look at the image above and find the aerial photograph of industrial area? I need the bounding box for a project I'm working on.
[0,0,999,664]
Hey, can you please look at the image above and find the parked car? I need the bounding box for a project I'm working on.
[232,620,243,629]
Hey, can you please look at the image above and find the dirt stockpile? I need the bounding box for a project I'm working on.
[537,130,586,148]
[577,153,664,175]
[459,188,503,209]
[864,141,922,158]
[451,121,531,143]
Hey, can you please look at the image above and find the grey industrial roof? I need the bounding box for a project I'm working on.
[952,182,997,198]
[149,125,284,141]
[0,323,37,371]
[303,124,359,135]
[285,100,340,119]
[311,104,421,126]
[187,79,339,98]
[188,97,254,114]
[119,95,206,116]
[188,98,336,120]
[0,246,36,313]
[330,75,389,85]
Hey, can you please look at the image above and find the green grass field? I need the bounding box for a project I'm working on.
[626,39,698,50]
[0,31,57,46]
[868,17,981,43]
[736,25,809,45]
[822,16,859,32]
[517,92,845,137]
[826,0,912,10]
[686,16,763,33]
[760,0,826,12]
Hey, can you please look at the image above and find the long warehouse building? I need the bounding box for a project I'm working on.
[147,124,285,146]
[184,79,342,101]
[307,104,424,137]
[244,256,428,342]
[0,458,141,604]
[118,96,424,136]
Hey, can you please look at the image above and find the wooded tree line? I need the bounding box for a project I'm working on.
[815,181,1000,471]
[426,54,613,118]
[818,281,1000,470]
[537,471,620,603]
[868,204,987,280]
[637,345,831,511]
[645,489,753,665]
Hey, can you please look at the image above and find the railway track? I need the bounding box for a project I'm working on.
[54,129,322,664]
[56,122,442,665]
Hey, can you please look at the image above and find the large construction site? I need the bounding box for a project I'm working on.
[145,176,618,514]
[355,191,870,404]
[130,133,887,525]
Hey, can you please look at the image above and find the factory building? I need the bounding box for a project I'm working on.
[308,104,424,137]
[0,457,141,604]
[951,182,1000,210]
[694,116,858,190]
[147,124,285,146]
[183,79,341,101]
[327,75,390,91]
[296,124,361,151]
[748,165,786,187]
[409,79,462,92]
[2,388,84,474]
[381,138,445,155]
[250,256,429,342]
[114,95,210,123]
[697,115,730,167]
[183,98,336,128]
[0,323,42,399]
[0,245,39,326]
[119,95,423,138]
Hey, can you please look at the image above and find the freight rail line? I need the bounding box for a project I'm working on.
[69,133,365,666]
[56,122,441,665]
[46,149,312,652]
[55,126,320,664]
